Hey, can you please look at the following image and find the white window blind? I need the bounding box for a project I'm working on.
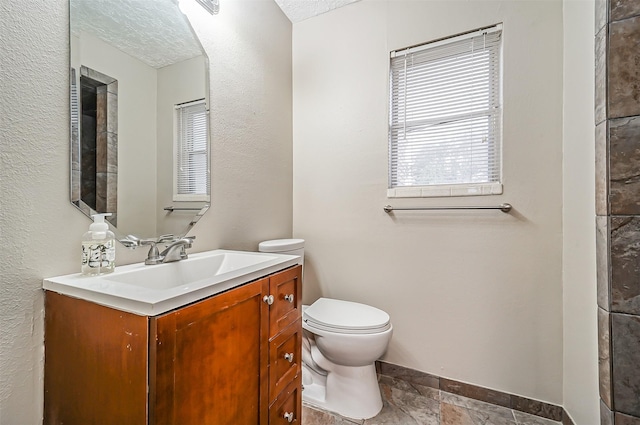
[389,25,503,196]
[174,99,210,201]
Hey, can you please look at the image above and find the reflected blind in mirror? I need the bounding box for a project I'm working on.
[389,24,503,189]
[175,99,210,201]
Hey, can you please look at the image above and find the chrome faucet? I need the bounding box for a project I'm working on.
[160,237,195,263]
[140,235,195,265]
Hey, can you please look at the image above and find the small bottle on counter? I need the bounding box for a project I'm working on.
[81,213,115,276]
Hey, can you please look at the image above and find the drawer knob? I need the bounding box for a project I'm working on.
[263,295,274,305]
[284,352,294,363]
[283,412,294,423]
[284,294,294,303]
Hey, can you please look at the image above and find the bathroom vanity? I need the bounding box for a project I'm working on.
[43,252,302,425]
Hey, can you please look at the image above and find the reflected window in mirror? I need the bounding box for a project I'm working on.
[174,99,210,202]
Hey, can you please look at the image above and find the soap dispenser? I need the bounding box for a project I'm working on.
[81,213,116,276]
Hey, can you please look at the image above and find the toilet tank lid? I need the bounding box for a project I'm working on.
[258,239,305,252]
[304,298,390,332]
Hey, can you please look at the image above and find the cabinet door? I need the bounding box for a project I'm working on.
[269,265,302,337]
[44,291,148,425]
[151,278,270,425]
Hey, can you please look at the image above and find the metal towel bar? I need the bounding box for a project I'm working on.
[383,203,512,214]
[164,206,206,212]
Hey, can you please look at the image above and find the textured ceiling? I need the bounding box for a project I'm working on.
[71,0,203,69]
[274,0,361,23]
[70,0,360,69]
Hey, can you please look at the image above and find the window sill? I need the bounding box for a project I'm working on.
[173,194,210,202]
[387,183,503,198]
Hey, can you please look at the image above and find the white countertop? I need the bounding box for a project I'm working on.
[43,249,300,316]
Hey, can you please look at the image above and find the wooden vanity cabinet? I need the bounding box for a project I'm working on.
[44,265,302,425]
[265,266,303,423]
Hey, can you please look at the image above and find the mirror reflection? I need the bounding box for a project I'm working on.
[70,0,210,243]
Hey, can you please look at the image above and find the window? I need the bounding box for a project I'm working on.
[174,99,210,201]
[388,24,503,198]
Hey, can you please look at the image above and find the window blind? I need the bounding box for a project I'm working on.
[175,99,209,200]
[389,25,502,190]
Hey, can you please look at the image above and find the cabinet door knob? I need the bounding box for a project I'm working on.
[283,412,294,423]
[284,352,294,363]
[263,295,274,305]
[284,294,294,303]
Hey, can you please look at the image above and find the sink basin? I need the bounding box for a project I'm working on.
[43,250,300,315]
[107,251,275,290]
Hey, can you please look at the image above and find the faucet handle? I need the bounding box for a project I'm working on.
[140,240,163,265]
[157,234,176,243]
[120,235,140,248]
[174,236,195,249]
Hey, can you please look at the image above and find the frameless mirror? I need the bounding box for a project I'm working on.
[70,0,210,244]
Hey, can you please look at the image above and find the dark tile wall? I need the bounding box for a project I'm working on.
[608,16,640,119]
[611,314,640,417]
[596,1,640,423]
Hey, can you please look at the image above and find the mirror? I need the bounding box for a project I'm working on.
[70,0,210,244]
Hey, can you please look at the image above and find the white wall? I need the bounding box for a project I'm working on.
[156,55,207,236]
[73,30,159,237]
[0,0,292,423]
[74,31,208,238]
[293,0,565,404]
[562,0,599,423]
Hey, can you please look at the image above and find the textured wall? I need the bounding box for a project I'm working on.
[0,1,292,423]
[185,0,293,251]
[293,0,564,404]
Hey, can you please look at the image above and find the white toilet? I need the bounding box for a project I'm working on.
[258,239,393,420]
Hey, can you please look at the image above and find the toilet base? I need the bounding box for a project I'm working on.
[302,362,383,420]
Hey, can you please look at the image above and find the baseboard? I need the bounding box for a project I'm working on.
[376,360,574,423]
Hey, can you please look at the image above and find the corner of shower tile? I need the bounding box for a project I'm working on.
[601,399,614,425]
[595,121,609,216]
[598,307,613,408]
[595,25,608,125]
[596,215,611,310]
[596,0,608,33]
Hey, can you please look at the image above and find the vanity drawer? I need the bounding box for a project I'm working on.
[269,265,302,337]
[269,375,302,425]
[269,320,301,402]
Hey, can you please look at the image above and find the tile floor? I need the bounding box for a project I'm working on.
[302,375,562,425]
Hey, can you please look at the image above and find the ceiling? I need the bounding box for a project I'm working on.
[71,0,203,69]
[70,0,360,70]
[274,0,361,23]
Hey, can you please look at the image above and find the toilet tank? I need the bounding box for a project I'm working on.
[258,239,304,266]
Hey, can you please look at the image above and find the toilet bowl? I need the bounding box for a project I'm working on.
[258,239,393,420]
[302,298,393,420]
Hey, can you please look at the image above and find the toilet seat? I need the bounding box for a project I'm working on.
[303,298,391,335]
